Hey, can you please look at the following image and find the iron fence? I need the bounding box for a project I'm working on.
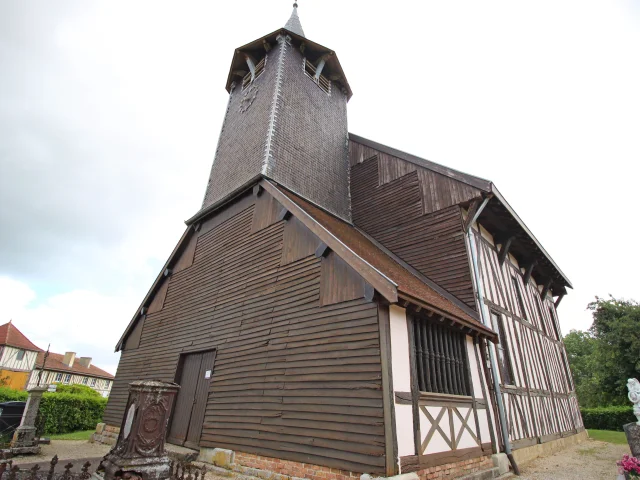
[0,456,206,480]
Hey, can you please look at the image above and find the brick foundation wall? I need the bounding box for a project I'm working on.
[413,456,493,480]
[234,452,362,480]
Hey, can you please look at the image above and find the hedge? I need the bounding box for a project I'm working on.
[0,387,107,434]
[580,406,636,431]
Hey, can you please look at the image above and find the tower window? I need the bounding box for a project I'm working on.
[242,56,266,90]
[303,59,331,94]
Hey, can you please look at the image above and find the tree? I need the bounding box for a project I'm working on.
[588,296,640,404]
[564,330,604,407]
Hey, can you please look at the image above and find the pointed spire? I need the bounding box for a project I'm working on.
[284,2,305,38]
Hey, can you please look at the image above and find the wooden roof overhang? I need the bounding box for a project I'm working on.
[225,28,353,100]
[349,134,572,299]
[472,187,572,297]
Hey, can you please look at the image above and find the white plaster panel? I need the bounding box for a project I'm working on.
[424,429,449,454]
[477,409,491,443]
[389,305,411,392]
[394,404,415,457]
[466,336,484,398]
[420,406,452,455]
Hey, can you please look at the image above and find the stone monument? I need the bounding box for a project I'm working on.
[100,380,180,480]
[623,378,640,457]
[10,385,47,454]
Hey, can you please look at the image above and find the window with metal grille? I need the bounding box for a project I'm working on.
[242,56,266,90]
[412,318,471,396]
[303,59,331,94]
[491,311,515,385]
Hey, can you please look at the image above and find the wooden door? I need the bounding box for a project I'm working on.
[168,350,216,448]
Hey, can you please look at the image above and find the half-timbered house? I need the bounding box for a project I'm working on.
[101,5,584,479]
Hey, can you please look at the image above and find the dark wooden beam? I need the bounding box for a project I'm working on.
[277,207,291,221]
[314,242,330,258]
[523,261,537,285]
[498,236,515,265]
[540,278,553,301]
[399,299,410,308]
[252,184,263,197]
[463,197,482,232]
[554,293,565,309]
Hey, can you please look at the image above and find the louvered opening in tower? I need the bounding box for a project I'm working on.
[303,59,331,94]
[242,56,266,90]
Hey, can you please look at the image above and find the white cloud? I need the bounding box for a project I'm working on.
[0,276,136,374]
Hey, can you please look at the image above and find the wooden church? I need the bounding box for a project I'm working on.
[103,4,584,479]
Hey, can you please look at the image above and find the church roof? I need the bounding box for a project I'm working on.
[284,3,305,37]
[349,134,573,293]
[0,322,42,352]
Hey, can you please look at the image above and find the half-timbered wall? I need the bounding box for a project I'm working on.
[0,346,38,371]
[469,221,583,449]
[388,306,494,473]
[26,370,113,396]
[105,191,387,474]
[349,146,476,309]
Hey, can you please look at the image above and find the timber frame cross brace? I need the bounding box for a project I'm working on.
[498,236,515,266]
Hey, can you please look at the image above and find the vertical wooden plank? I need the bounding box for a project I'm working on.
[406,316,422,456]
[378,303,399,476]
[464,337,482,446]
[474,337,497,453]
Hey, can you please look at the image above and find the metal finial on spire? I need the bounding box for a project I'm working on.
[285,1,305,37]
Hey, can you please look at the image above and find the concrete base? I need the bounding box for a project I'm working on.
[491,453,509,475]
[198,448,235,468]
[0,445,41,455]
[623,422,640,457]
[511,430,589,467]
[100,454,172,480]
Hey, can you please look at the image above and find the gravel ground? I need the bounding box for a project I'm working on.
[11,440,111,466]
[518,438,630,480]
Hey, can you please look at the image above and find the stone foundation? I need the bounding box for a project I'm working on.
[91,423,120,445]
[511,429,588,466]
[412,456,493,480]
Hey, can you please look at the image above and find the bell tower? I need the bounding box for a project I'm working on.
[199,3,353,221]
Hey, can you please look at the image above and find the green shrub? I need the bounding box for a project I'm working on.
[0,387,28,402]
[53,384,101,397]
[39,392,107,434]
[580,405,636,431]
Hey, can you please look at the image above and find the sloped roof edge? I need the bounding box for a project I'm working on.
[349,133,492,191]
[0,322,43,352]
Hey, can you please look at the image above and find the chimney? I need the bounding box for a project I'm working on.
[77,357,92,368]
[63,352,76,367]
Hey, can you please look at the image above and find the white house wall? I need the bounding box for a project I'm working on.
[26,369,112,396]
[0,346,38,371]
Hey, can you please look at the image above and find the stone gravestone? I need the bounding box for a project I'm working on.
[10,385,47,454]
[624,378,640,457]
[100,380,180,480]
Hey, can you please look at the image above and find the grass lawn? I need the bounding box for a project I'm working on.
[47,430,94,441]
[588,429,627,444]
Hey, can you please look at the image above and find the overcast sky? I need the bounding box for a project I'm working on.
[1,1,638,375]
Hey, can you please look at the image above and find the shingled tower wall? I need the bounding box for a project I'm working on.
[201,6,351,221]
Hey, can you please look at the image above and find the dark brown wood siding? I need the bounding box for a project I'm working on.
[105,192,386,473]
[350,153,476,309]
[349,140,482,214]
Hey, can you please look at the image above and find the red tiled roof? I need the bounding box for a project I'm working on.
[35,351,114,380]
[0,322,43,352]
